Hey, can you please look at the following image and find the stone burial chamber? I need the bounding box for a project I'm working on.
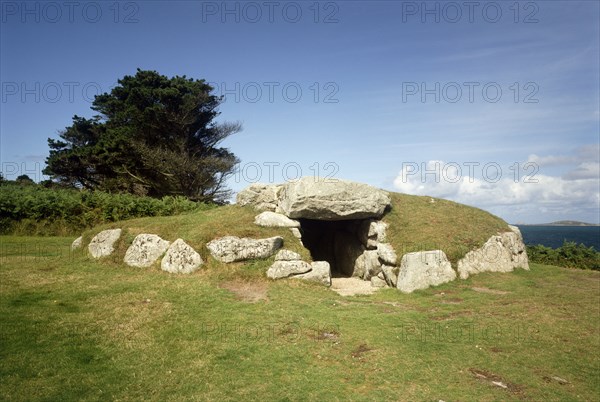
[239,177,529,292]
[241,177,398,285]
[299,218,387,278]
[72,177,529,294]
[299,218,363,277]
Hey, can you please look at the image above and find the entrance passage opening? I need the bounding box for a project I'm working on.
[298,218,367,278]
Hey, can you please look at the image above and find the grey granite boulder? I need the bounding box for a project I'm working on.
[161,239,203,274]
[254,211,300,228]
[124,234,170,268]
[71,236,83,251]
[371,275,388,288]
[294,261,332,286]
[275,249,302,261]
[206,236,283,263]
[88,229,122,259]
[377,243,397,266]
[381,264,399,287]
[267,249,311,279]
[363,249,383,280]
[236,183,281,211]
[266,250,331,286]
[359,220,388,248]
[457,226,529,279]
[277,177,391,220]
[267,260,312,279]
[396,250,457,293]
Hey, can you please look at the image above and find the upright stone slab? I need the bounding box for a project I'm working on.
[457,226,529,279]
[267,260,312,279]
[359,219,388,248]
[124,234,170,268]
[88,229,122,259]
[363,249,382,280]
[161,239,203,274]
[71,236,83,251]
[254,211,300,228]
[294,261,332,286]
[397,250,457,293]
[236,183,281,211]
[377,243,397,266]
[381,264,399,287]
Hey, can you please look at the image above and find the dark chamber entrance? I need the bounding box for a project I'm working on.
[298,218,367,278]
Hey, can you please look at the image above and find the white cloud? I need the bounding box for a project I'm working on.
[564,161,600,180]
[526,154,575,167]
[393,152,600,223]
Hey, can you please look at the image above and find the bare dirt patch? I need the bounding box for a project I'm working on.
[351,343,374,359]
[219,280,269,303]
[472,287,510,295]
[469,368,525,396]
[311,329,340,342]
[439,297,463,304]
[330,277,380,296]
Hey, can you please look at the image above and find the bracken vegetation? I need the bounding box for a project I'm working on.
[0,182,212,236]
[527,241,600,271]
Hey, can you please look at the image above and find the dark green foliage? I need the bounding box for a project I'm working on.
[15,175,35,185]
[44,69,241,202]
[527,241,600,270]
[0,182,212,236]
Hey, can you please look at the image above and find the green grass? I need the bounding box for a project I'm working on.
[1,196,597,400]
[1,235,599,401]
[384,193,509,264]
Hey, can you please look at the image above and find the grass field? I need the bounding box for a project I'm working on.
[1,235,598,401]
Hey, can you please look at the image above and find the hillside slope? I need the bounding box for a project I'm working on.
[81,191,510,270]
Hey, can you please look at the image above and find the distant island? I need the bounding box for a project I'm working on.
[516,221,600,227]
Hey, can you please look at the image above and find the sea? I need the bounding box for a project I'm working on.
[516,225,600,250]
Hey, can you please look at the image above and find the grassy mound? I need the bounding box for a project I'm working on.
[384,193,509,264]
[80,191,510,271]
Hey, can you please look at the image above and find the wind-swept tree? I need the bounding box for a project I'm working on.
[44,69,241,202]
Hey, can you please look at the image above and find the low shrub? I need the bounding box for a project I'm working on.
[0,183,213,236]
[527,241,600,270]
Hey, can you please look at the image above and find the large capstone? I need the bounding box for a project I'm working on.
[277,177,391,220]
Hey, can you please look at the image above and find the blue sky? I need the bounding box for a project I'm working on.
[1,0,599,223]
